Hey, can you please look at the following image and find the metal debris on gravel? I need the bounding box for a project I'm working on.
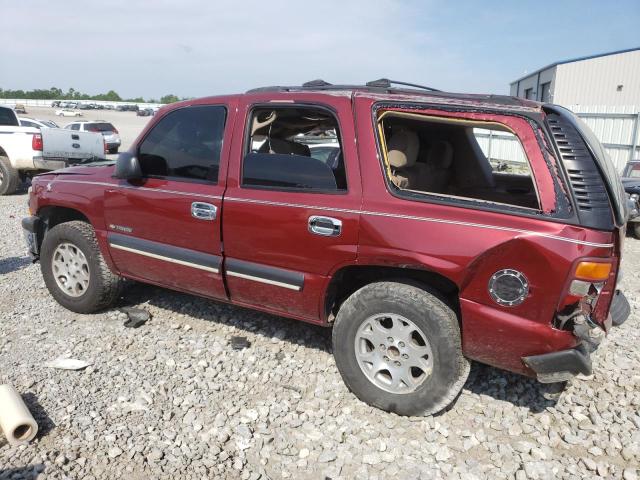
[1,192,639,479]
[121,307,151,328]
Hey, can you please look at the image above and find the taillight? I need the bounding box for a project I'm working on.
[555,258,617,330]
[32,133,43,151]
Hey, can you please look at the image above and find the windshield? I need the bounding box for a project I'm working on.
[87,122,115,132]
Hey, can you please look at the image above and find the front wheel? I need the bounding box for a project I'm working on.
[634,223,640,239]
[332,281,469,416]
[41,221,122,313]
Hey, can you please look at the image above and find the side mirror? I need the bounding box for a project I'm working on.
[114,152,142,180]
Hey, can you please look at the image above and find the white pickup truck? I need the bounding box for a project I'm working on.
[0,105,105,195]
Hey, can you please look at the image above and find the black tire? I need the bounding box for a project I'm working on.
[332,281,469,416]
[0,156,20,196]
[634,223,640,240]
[108,147,119,154]
[41,221,122,313]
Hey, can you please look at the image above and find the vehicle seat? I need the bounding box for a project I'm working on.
[415,140,454,193]
[387,129,420,188]
[258,138,311,156]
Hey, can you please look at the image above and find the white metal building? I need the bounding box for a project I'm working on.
[506,48,640,170]
[509,47,640,106]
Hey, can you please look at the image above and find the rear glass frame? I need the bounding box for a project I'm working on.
[369,101,580,223]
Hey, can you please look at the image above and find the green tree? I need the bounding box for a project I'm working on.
[160,94,180,104]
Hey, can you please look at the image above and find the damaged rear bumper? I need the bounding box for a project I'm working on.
[522,344,592,383]
[522,290,630,383]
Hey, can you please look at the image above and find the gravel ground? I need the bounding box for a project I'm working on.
[1,191,639,480]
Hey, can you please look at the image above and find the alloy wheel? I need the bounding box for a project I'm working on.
[354,313,434,394]
[51,242,90,297]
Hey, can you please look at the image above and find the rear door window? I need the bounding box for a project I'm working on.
[137,105,226,183]
[242,106,346,192]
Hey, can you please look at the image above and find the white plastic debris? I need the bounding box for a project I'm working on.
[0,384,39,445]
[45,358,92,370]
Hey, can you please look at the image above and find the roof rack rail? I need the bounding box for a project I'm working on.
[246,79,441,94]
[365,78,440,92]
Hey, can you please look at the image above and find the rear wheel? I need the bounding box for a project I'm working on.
[108,147,119,154]
[332,281,469,416]
[41,221,122,313]
[634,223,640,239]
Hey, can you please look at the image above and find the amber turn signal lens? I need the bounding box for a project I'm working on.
[575,261,611,281]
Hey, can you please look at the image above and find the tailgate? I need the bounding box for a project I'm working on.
[41,128,105,160]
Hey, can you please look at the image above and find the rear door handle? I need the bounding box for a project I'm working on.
[308,215,342,236]
[191,202,217,221]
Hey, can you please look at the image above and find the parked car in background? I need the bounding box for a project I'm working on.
[622,160,640,238]
[0,105,105,195]
[22,81,630,416]
[116,104,138,112]
[51,101,61,108]
[14,103,27,114]
[55,109,83,117]
[19,117,59,129]
[136,108,154,116]
[64,120,121,154]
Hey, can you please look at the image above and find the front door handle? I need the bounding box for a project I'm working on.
[308,215,342,236]
[191,202,217,221]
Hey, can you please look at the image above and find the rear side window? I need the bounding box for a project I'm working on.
[138,105,226,183]
[242,106,346,192]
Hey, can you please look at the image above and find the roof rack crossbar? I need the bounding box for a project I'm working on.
[365,78,440,92]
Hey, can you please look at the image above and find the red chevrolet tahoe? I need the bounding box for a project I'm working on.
[22,79,630,416]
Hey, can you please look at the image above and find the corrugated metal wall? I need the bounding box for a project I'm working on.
[569,105,640,171]
[554,50,640,106]
[476,108,640,173]
[474,129,526,162]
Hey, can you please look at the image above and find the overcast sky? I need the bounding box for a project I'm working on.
[1,0,638,99]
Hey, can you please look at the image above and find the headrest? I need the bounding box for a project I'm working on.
[258,138,310,157]
[427,140,453,169]
[251,110,277,135]
[387,129,419,168]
